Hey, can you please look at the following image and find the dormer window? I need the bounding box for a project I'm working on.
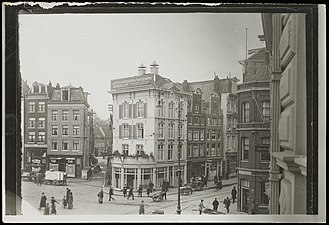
[62,90,69,101]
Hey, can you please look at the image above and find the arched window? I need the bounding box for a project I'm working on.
[169,102,174,118]
[137,101,144,117]
[123,102,129,118]
[158,122,164,138]
[241,137,249,160]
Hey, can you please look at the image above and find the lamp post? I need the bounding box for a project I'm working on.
[177,99,182,215]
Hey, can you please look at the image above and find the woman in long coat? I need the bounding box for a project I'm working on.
[39,192,47,210]
[67,192,73,209]
[44,202,50,215]
[97,189,104,204]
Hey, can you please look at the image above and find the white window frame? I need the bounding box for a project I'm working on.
[52,110,58,121]
[158,144,164,160]
[62,140,69,151]
[73,140,79,151]
[51,141,58,151]
[52,125,58,135]
[38,132,45,142]
[123,124,129,138]
[73,110,80,120]
[62,125,69,136]
[242,137,249,161]
[122,144,129,155]
[137,102,144,118]
[28,118,35,128]
[28,102,35,113]
[38,118,45,128]
[28,132,35,142]
[38,102,45,112]
[62,110,69,121]
[73,125,79,136]
[137,123,144,139]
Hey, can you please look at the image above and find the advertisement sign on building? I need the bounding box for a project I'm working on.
[111,75,154,90]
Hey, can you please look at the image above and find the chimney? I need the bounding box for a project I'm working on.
[214,75,220,96]
[138,63,146,76]
[150,60,159,75]
[56,83,60,88]
[183,80,189,92]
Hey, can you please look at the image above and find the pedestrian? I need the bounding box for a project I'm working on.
[148,181,154,193]
[224,197,231,213]
[67,192,73,209]
[50,196,59,215]
[66,188,70,203]
[62,196,67,209]
[138,185,143,197]
[39,192,47,210]
[204,176,208,187]
[161,185,167,200]
[214,175,218,185]
[37,172,43,186]
[212,198,219,211]
[123,185,127,198]
[217,176,223,190]
[108,186,115,201]
[44,202,50,215]
[231,186,237,203]
[146,187,151,197]
[139,200,145,215]
[198,199,205,215]
[97,188,104,204]
[127,188,134,200]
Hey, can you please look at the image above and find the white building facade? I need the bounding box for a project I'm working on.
[110,62,189,190]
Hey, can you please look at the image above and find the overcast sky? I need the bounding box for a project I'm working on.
[19,13,264,120]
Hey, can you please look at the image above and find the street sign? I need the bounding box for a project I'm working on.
[256,144,269,152]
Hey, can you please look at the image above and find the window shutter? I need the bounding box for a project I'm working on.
[133,104,137,118]
[119,125,122,139]
[129,125,132,139]
[119,105,122,119]
[133,125,136,139]
[144,103,147,118]
[129,104,132,118]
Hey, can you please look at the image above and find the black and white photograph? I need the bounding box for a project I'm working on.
[3,2,326,223]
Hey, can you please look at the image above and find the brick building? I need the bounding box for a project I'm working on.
[23,81,53,174]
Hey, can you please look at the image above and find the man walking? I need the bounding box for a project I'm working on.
[123,185,127,197]
[139,200,145,215]
[231,186,237,203]
[97,188,104,204]
[127,187,135,200]
[224,197,231,213]
[198,199,205,215]
[39,192,47,210]
[212,198,219,211]
[108,186,115,201]
[50,196,59,215]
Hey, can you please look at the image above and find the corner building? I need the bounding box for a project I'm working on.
[47,83,91,178]
[110,62,188,190]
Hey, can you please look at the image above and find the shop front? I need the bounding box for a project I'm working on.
[48,156,82,178]
[65,158,76,178]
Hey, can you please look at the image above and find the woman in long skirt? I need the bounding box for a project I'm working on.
[67,192,73,209]
[97,189,104,204]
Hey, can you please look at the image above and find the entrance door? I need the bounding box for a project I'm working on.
[242,188,249,213]
[66,164,76,178]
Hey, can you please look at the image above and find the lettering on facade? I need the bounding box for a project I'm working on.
[111,75,154,90]
[31,159,41,164]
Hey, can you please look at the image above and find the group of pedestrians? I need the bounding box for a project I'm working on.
[38,192,59,215]
[63,188,74,209]
[198,186,237,215]
[97,185,115,204]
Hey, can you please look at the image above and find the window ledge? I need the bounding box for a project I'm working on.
[272,151,306,174]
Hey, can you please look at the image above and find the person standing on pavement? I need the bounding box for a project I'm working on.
[66,188,70,203]
[50,196,59,215]
[39,192,47,210]
[62,196,67,209]
[198,199,205,215]
[108,186,115,201]
[204,176,208,187]
[139,200,145,215]
[127,187,135,200]
[212,198,219,211]
[67,192,73,209]
[231,186,237,203]
[224,197,231,213]
[138,185,143,197]
[97,188,104,204]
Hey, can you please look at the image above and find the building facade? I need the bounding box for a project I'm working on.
[237,48,271,214]
[110,62,188,190]
[94,116,112,157]
[23,81,53,174]
[46,83,91,178]
[261,13,308,214]
[225,91,239,177]
[182,75,238,181]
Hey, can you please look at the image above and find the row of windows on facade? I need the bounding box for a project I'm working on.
[50,110,80,121]
[227,101,237,112]
[187,129,221,141]
[51,125,80,136]
[241,101,270,123]
[226,118,238,129]
[50,140,80,151]
[27,132,46,143]
[118,102,185,119]
[119,123,183,139]
[187,143,221,158]
[241,137,270,161]
[28,102,46,113]
[28,118,46,129]
[187,116,221,127]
